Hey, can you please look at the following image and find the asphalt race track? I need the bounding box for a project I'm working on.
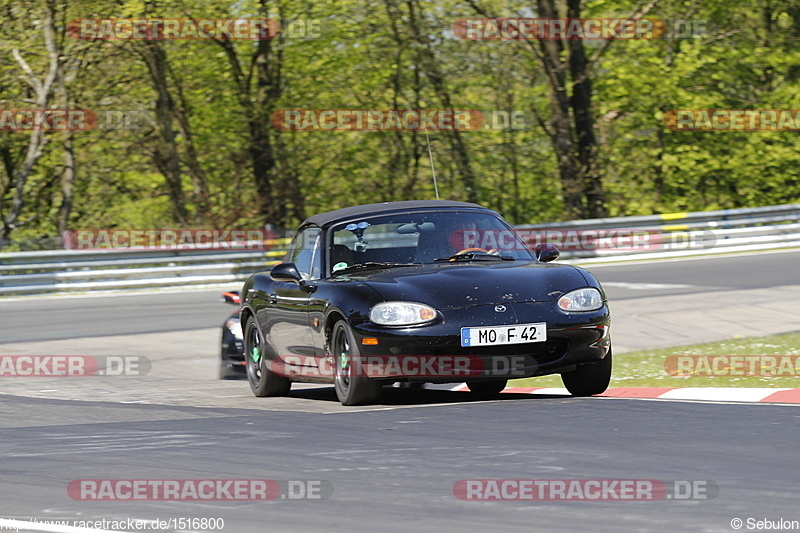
[0,392,798,533]
[1,250,799,532]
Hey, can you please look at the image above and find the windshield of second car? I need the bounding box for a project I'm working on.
[329,210,534,273]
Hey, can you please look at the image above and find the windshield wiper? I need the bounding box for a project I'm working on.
[333,262,421,274]
[434,252,515,262]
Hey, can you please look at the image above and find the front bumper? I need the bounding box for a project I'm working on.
[349,302,611,382]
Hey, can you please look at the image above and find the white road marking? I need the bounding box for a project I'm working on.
[602,282,693,290]
[525,387,570,395]
[571,247,800,268]
[658,387,792,402]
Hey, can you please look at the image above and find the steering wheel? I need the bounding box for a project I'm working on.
[455,247,490,255]
[451,247,499,260]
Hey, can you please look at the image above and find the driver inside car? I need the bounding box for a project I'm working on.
[416,217,498,263]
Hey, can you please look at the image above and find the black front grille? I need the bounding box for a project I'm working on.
[455,338,570,365]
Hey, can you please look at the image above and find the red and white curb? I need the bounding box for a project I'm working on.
[451,385,800,404]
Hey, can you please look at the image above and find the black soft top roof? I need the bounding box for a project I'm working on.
[300,200,486,228]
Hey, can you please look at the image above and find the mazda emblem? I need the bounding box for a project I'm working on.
[495,305,507,313]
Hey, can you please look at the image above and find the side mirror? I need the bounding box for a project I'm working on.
[270,262,304,283]
[220,290,240,305]
[535,243,560,263]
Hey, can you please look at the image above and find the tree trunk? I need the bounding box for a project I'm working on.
[1,0,59,244]
[467,0,609,219]
[139,39,188,225]
[537,0,583,219]
[216,0,284,226]
[407,0,479,203]
[567,0,606,218]
[170,66,211,224]
[56,52,75,238]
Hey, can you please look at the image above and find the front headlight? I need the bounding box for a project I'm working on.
[558,288,603,312]
[370,302,437,326]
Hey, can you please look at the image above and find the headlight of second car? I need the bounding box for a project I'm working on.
[226,319,243,340]
[557,288,603,312]
[370,302,437,326]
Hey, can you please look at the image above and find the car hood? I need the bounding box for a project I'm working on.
[356,261,591,309]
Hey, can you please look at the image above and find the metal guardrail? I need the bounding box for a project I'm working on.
[518,202,800,230]
[0,248,285,296]
[2,203,800,296]
[516,203,800,263]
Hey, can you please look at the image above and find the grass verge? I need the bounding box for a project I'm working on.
[508,331,800,389]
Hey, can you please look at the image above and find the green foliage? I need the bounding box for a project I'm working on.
[2,0,800,246]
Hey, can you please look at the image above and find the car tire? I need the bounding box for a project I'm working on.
[561,350,612,396]
[466,379,508,395]
[330,321,382,406]
[244,315,291,397]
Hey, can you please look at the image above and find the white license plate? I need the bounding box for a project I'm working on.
[460,322,547,347]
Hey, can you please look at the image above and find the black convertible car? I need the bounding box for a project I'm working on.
[241,200,612,405]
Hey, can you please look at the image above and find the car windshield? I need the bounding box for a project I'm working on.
[329,210,534,273]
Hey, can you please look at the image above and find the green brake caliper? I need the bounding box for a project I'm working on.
[250,346,261,363]
[339,351,349,370]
